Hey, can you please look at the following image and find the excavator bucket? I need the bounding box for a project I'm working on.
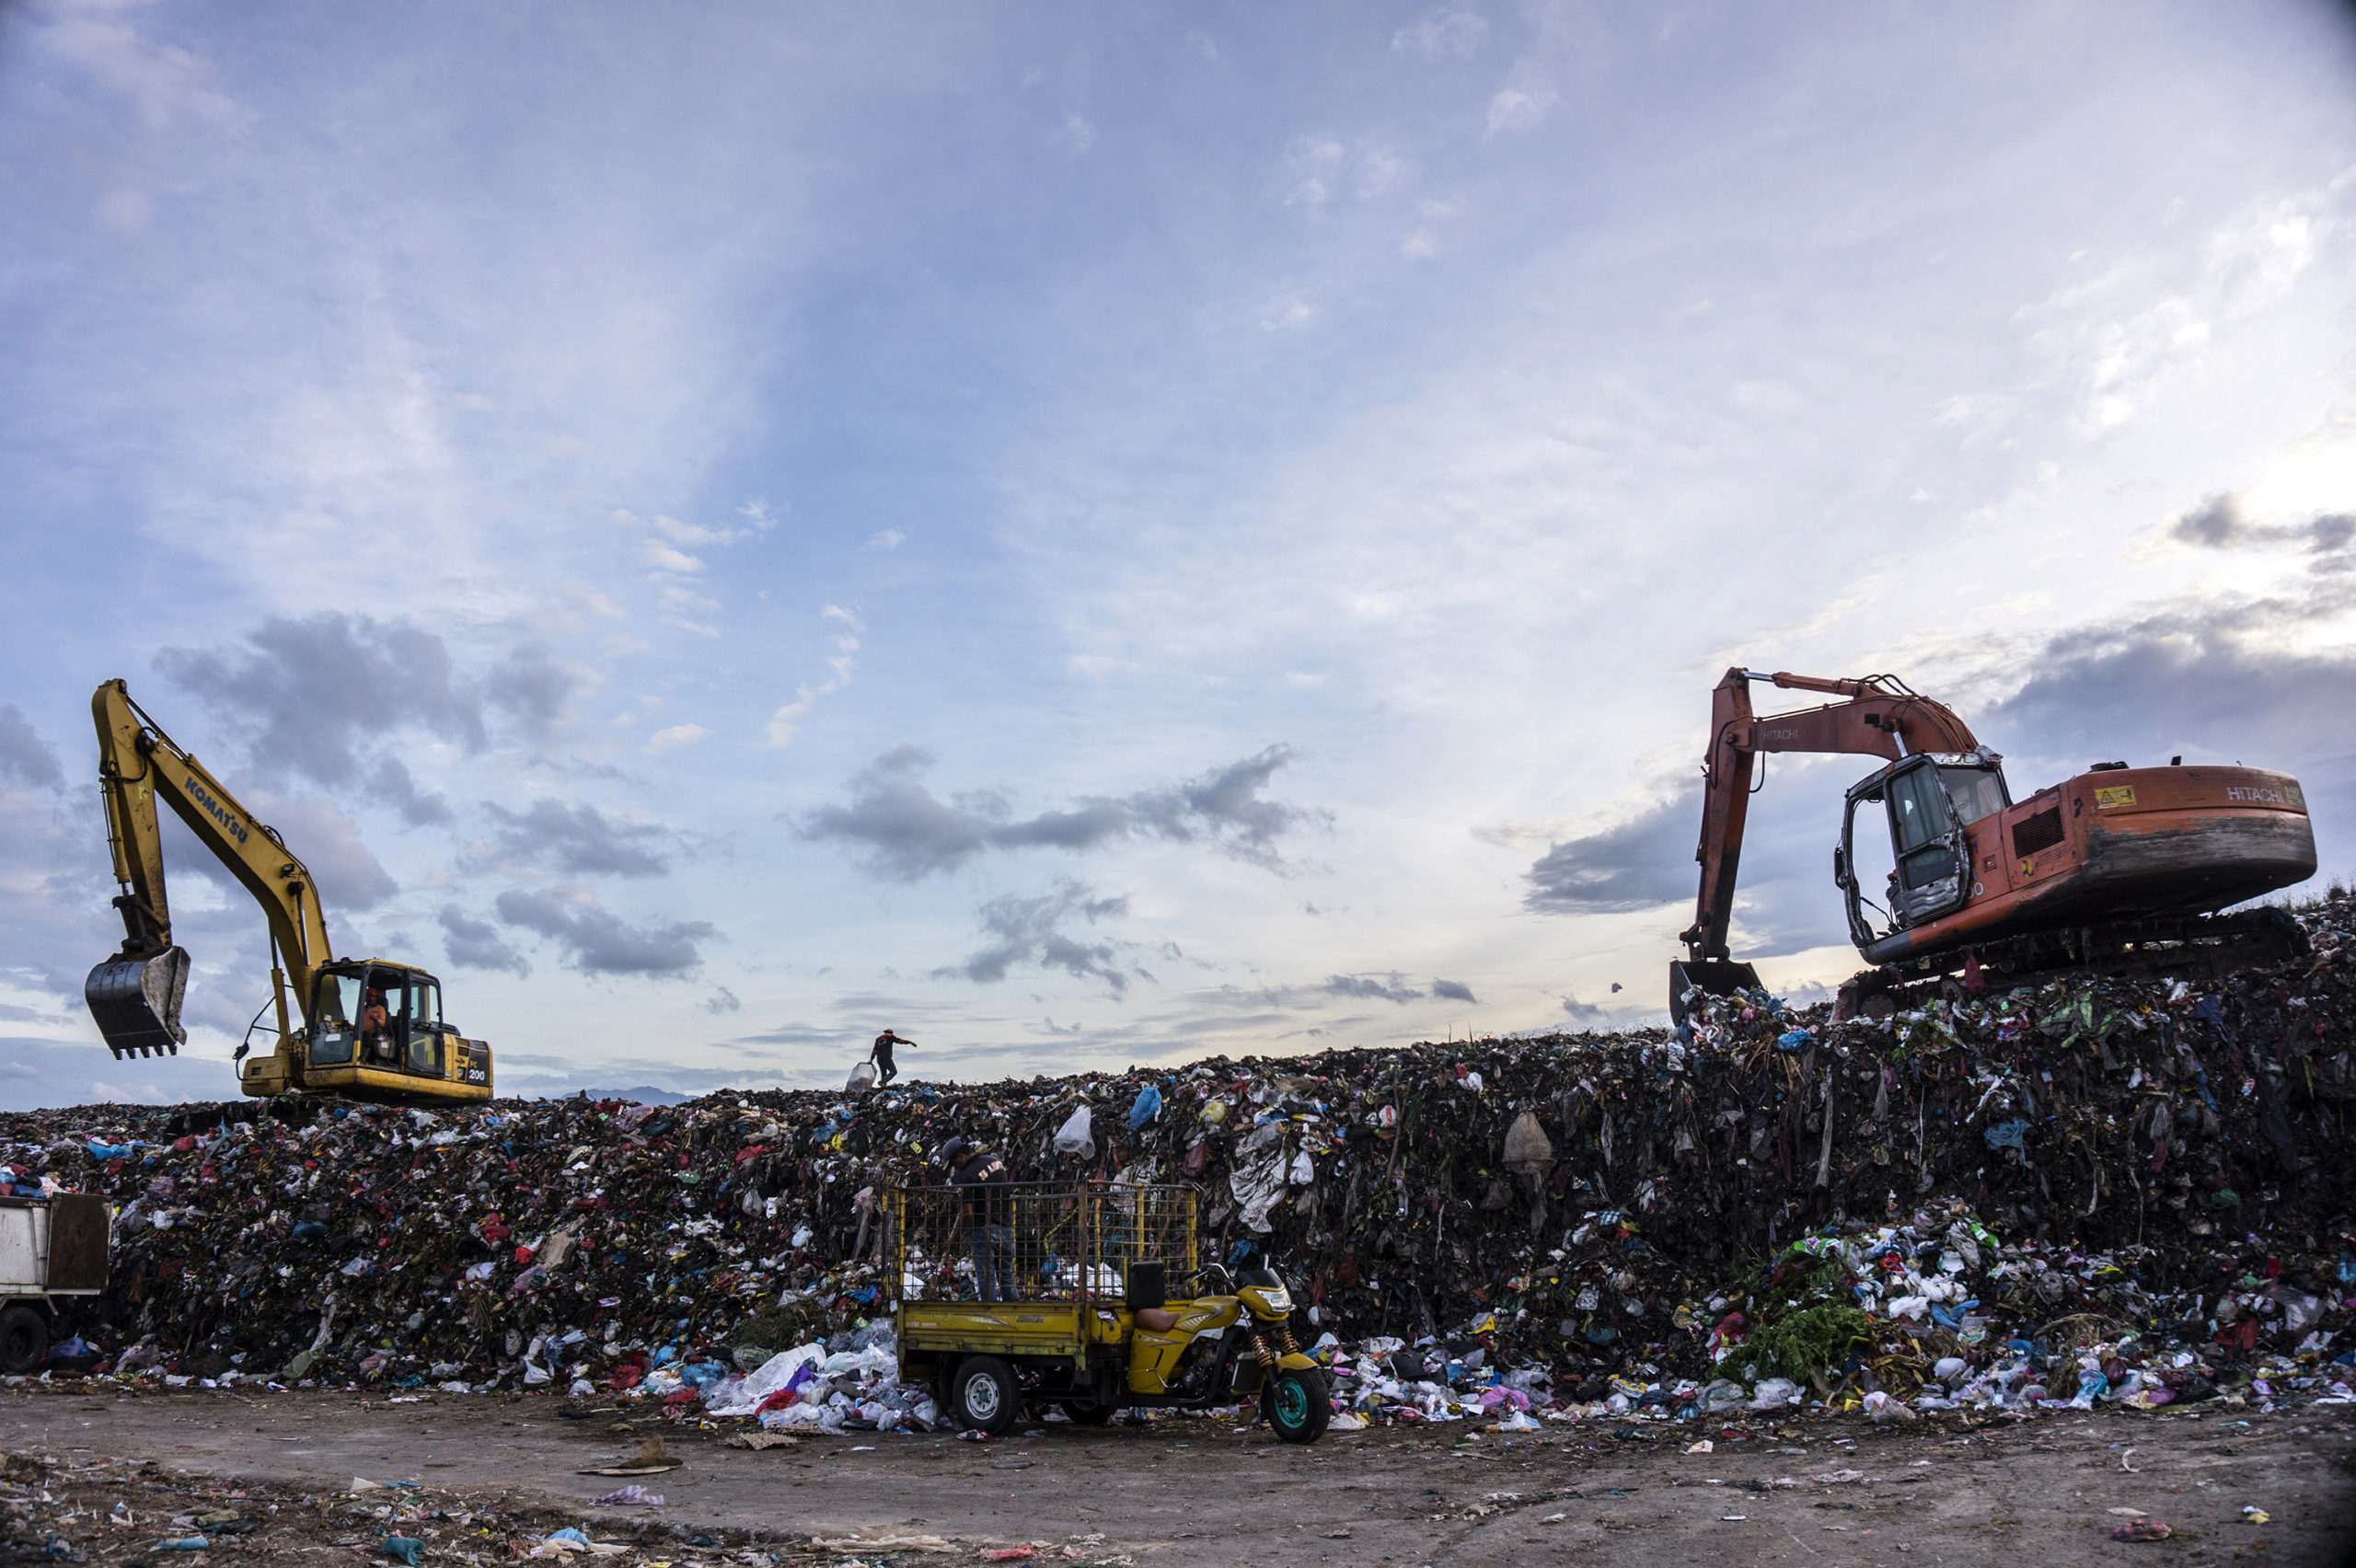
[1669,958,1762,1031]
[85,946,190,1058]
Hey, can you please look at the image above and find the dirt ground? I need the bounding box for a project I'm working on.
[2,1387,2351,1568]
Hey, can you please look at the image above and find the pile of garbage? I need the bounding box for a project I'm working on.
[3,890,2351,1426]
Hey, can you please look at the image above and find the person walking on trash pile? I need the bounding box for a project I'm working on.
[941,1136,1018,1302]
[869,1028,918,1086]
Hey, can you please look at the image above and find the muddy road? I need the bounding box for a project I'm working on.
[3,1389,2351,1566]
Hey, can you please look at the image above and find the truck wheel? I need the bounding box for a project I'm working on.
[1262,1365,1331,1445]
[1060,1401,1115,1426]
[950,1356,1021,1435]
[0,1306,47,1375]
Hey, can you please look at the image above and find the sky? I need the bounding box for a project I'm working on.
[3,0,2354,1110]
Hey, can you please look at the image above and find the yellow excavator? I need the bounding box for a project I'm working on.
[82,679,493,1106]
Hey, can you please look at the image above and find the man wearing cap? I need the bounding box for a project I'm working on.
[869,1028,917,1087]
[942,1137,1017,1302]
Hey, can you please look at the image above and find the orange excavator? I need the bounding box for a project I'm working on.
[1672,668,2317,1023]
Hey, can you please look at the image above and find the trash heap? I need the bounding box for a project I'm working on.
[3,891,2351,1426]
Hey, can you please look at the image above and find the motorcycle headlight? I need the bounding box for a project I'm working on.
[1259,1288,1292,1315]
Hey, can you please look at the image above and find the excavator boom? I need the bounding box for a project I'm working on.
[87,680,332,1057]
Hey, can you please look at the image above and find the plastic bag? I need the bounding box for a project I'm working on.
[847,1061,876,1093]
[1129,1085,1163,1130]
[1501,1111,1553,1174]
[1054,1105,1095,1159]
[1750,1377,1799,1411]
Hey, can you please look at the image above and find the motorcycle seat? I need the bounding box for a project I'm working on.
[1135,1307,1180,1332]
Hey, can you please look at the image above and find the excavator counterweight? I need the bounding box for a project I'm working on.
[1674,666,2317,1020]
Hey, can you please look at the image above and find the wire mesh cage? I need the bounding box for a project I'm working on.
[886,1182,1197,1305]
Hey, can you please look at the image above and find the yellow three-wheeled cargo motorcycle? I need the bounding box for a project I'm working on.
[887,1182,1330,1443]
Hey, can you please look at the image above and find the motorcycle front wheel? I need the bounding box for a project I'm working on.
[1261,1365,1330,1445]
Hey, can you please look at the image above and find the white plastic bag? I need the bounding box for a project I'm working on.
[1054,1105,1096,1159]
[1501,1111,1554,1174]
[847,1061,876,1093]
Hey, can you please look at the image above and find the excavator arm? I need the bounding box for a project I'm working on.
[87,678,332,1058]
[1673,668,1978,1018]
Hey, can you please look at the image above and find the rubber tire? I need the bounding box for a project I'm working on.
[950,1355,1021,1435]
[1061,1401,1116,1426]
[0,1306,47,1376]
[1262,1365,1331,1445]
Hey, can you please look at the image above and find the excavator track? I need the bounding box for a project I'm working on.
[1832,905,2311,1020]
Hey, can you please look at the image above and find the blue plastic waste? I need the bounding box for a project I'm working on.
[1129,1085,1163,1130]
[382,1537,424,1565]
[1983,1119,2030,1151]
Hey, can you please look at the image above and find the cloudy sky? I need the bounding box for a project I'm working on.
[4,0,2354,1109]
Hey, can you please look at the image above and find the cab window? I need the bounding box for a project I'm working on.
[405,977,444,1076]
[1888,766,1953,854]
[309,971,364,1066]
[1935,765,2008,827]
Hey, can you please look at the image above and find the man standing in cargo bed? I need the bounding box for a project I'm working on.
[942,1136,1018,1301]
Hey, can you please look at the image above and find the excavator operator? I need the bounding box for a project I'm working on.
[360,987,395,1062]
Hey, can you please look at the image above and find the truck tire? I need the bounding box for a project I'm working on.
[950,1356,1021,1435]
[0,1305,47,1376]
[1261,1365,1330,1445]
[1059,1401,1115,1426]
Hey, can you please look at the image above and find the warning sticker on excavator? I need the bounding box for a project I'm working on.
[2095,785,2137,810]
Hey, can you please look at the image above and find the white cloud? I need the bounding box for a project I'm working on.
[1259,295,1312,332]
[640,540,706,574]
[765,607,865,747]
[34,0,240,131]
[645,722,710,755]
[867,528,906,550]
[1486,80,1557,134]
[1357,147,1410,201]
[1054,114,1095,156]
[1285,137,1345,207]
[1392,5,1488,61]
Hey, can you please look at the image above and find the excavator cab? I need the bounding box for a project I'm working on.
[1837,754,2011,943]
[259,960,491,1104]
